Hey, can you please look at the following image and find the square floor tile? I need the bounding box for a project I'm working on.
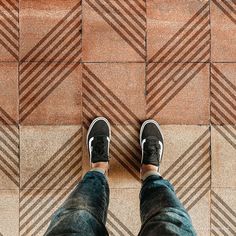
[19,0,81,62]
[19,62,82,125]
[147,0,210,62]
[82,63,146,126]
[211,188,236,235]
[82,0,146,62]
[184,187,210,236]
[20,188,72,236]
[0,0,19,61]
[211,125,236,188]
[211,63,236,125]
[20,125,82,189]
[211,0,236,62]
[108,188,140,235]
[0,189,19,236]
[161,125,211,189]
[0,125,19,189]
[0,62,18,124]
[146,63,210,124]
[82,125,141,188]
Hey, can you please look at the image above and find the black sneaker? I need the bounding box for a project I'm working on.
[86,117,111,165]
[140,119,164,169]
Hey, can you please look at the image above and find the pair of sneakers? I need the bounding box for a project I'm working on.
[87,117,164,174]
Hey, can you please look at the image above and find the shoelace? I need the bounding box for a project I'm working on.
[144,138,161,159]
[92,136,108,158]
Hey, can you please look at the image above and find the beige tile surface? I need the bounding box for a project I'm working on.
[0,125,19,189]
[20,125,82,189]
[0,189,19,236]
[211,188,236,235]
[211,0,236,62]
[211,125,236,188]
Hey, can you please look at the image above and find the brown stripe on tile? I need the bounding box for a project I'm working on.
[212,0,236,24]
[20,172,82,236]
[163,128,210,210]
[0,107,19,186]
[211,191,236,235]
[82,65,140,125]
[20,1,82,65]
[85,0,145,59]
[211,64,236,125]
[20,128,82,191]
[148,2,209,63]
[0,0,19,60]
[147,62,208,118]
[19,60,81,123]
[107,210,135,236]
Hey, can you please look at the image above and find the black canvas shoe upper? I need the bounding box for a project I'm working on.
[140,120,164,168]
[87,118,111,164]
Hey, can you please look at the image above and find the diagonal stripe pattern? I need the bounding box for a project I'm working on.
[211,191,236,235]
[211,64,236,149]
[0,106,19,186]
[163,128,211,211]
[107,210,135,236]
[212,0,236,24]
[19,128,83,236]
[148,3,210,62]
[0,0,19,60]
[146,3,210,118]
[85,0,146,59]
[82,64,141,181]
[19,1,82,123]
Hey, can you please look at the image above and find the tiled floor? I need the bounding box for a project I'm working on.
[0,0,235,235]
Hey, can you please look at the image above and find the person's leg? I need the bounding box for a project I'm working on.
[138,120,196,236]
[44,117,111,236]
[44,169,109,236]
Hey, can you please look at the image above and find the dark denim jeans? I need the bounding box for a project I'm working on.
[44,171,196,236]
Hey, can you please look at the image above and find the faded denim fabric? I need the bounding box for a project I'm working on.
[44,171,196,236]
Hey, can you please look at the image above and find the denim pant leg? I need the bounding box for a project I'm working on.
[138,175,197,236]
[44,171,109,236]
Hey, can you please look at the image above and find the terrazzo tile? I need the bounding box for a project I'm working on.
[0,0,19,61]
[0,189,19,236]
[211,188,236,235]
[19,0,81,62]
[146,63,210,124]
[147,0,210,62]
[0,125,19,189]
[19,63,82,125]
[211,0,236,62]
[19,188,72,236]
[211,63,236,125]
[20,125,82,189]
[108,188,140,235]
[82,0,146,62]
[0,62,18,124]
[211,125,236,188]
[82,63,146,127]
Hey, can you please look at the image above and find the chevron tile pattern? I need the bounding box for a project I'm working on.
[0,0,235,236]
